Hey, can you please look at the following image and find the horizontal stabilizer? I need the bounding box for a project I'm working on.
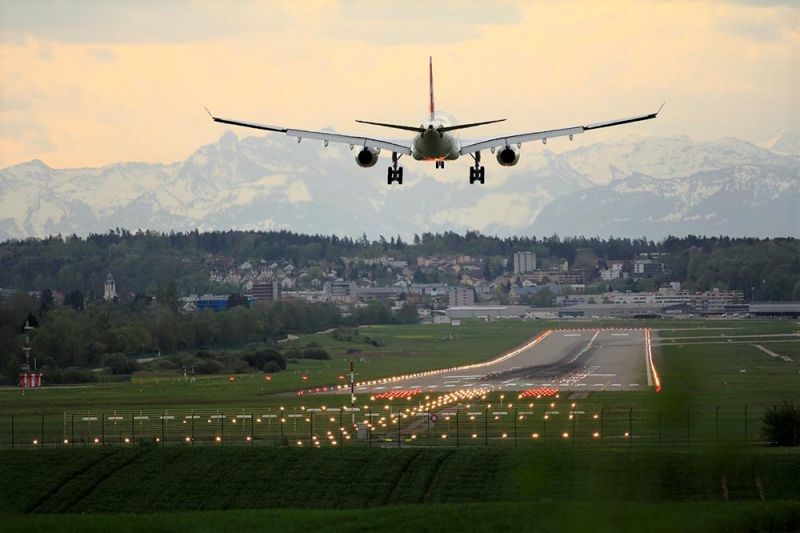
[438,119,506,133]
[355,120,425,133]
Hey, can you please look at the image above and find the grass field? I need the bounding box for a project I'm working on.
[3,501,799,533]
[1,319,799,531]
[0,447,799,531]
[0,319,798,448]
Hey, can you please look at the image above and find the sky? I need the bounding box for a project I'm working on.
[0,0,798,168]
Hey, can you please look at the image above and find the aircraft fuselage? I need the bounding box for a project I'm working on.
[411,118,461,161]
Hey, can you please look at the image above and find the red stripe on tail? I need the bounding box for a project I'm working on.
[429,56,435,121]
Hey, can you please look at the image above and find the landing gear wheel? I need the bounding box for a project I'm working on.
[435,161,445,169]
[468,151,485,184]
[387,154,403,185]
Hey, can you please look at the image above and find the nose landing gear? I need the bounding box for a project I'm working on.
[435,161,445,169]
[468,151,485,184]
[387,152,403,185]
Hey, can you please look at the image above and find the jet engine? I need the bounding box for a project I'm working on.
[355,147,380,168]
[496,145,520,166]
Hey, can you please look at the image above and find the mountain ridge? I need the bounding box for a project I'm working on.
[1,131,797,241]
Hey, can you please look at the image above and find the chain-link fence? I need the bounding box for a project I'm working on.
[0,402,783,449]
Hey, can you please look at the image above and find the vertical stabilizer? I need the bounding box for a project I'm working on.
[429,56,435,121]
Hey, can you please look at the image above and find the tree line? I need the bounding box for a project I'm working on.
[1,230,797,300]
[0,290,419,384]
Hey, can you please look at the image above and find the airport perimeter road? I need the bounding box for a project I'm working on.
[353,329,651,394]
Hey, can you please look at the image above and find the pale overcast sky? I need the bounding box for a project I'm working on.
[1,0,797,167]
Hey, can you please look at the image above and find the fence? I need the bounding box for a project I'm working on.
[0,402,781,449]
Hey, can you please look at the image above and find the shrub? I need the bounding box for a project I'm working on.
[302,348,330,360]
[195,359,221,375]
[263,361,282,374]
[763,401,800,446]
[346,348,362,355]
[243,348,286,371]
[101,353,140,375]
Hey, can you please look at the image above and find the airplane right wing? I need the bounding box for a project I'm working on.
[459,104,664,155]
[206,109,413,155]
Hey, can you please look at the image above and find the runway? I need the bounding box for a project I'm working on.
[353,329,652,394]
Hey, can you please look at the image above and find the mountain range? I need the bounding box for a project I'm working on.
[1,130,798,241]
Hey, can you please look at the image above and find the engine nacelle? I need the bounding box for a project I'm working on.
[355,147,380,168]
[496,145,520,167]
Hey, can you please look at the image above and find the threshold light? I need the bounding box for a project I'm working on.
[94,438,100,444]
[216,436,222,442]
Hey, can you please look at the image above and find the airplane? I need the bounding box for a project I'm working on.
[206,57,663,185]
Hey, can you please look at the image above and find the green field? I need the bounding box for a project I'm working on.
[1,319,799,531]
[4,502,800,533]
[1,319,798,448]
[0,447,798,532]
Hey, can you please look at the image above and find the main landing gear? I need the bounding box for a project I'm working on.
[435,161,445,169]
[469,151,485,184]
[387,152,403,185]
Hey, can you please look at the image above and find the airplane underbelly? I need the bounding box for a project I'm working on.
[412,134,460,161]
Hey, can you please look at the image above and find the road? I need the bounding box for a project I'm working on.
[352,328,651,394]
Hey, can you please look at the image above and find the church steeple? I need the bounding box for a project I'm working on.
[104,272,117,301]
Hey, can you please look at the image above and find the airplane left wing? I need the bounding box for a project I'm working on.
[459,105,663,155]
[206,109,413,155]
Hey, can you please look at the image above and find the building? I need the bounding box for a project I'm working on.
[323,280,358,303]
[524,268,585,284]
[446,305,531,320]
[633,260,663,277]
[103,272,117,301]
[251,279,281,302]
[448,287,475,307]
[513,252,537,275]
[356,287,405,301]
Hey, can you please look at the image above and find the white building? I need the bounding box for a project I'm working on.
[513,252,537,275]
[103,272,117,301]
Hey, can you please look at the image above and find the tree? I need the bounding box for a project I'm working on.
[396,303,419,324]
[763,401,800,446]
[227,293,248,308]
[64,290,85,311]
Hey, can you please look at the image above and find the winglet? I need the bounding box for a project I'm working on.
[204,106,214,119]
[656,102,665,115]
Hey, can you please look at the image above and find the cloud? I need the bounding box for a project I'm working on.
[88,47,116,62]
[0,1,290,44]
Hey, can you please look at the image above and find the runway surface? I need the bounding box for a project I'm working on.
[353,329,651,394]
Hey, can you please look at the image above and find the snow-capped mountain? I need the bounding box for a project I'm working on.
[1,131,798,240]
[760,131,800,157]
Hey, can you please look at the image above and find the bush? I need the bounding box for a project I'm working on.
[242,348,286,371]
[346,348,362,355]
[301,348,331,360]
[195,359,222,375]
[263,361,282,374]
[763,401,800,446]
[101,353,140,375]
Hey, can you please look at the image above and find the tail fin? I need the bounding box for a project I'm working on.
[429,56,435,121]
